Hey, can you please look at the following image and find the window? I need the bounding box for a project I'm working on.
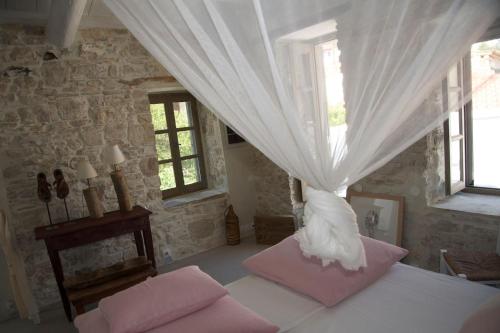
[314,39,346,128]
[445,36,500,195]
[149,92,207,198]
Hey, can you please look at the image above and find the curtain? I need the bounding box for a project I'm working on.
[104,0,499,269]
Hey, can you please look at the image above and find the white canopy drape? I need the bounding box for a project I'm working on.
[104,0,499,269]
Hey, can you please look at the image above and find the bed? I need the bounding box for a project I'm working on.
[226,263,499,333]
[74,262,498,332]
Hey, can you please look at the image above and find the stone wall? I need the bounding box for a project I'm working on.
[198,104,227,191]
[353,109,499,271]
[251,149,294,216]
[0,24,229,312]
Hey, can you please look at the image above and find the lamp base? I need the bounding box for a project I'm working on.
[83,187,103,218]
[110,169,132,212]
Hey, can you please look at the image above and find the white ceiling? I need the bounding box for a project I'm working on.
[0,0,123,28]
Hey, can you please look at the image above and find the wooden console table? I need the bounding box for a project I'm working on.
[34,206,156,321]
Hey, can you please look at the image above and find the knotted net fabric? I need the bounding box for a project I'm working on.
[104,0,499,269]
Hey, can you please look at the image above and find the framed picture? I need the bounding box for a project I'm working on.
[346,190,404,246]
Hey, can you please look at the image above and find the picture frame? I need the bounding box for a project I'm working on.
[346,190,404,246]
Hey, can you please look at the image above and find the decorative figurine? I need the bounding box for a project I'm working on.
[37,172,53,225]
[53,169,70,221]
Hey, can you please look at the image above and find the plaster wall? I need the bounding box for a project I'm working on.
[222,142,258,237]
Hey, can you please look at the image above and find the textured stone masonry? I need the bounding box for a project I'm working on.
[0,24,231,311]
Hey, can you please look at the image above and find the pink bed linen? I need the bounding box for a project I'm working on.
[75,296,279,333]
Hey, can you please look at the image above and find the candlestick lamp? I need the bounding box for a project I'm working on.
[77,160,103,218]
[104,145,132,212]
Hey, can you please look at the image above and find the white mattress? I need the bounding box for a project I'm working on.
[226,263,499,333]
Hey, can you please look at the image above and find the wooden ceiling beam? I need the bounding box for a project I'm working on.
[46,0,88,48]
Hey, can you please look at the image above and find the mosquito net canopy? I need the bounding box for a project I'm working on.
[104,0,499,269]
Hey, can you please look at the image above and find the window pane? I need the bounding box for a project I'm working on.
[318,40,346,128]
[182,158,201,185]
[177,130,197,157]
[448,65,458,88]
[450,140,462,184]
[173,101,194,128]
[449,110,460,137]
[470,38,500,189]
[447,64,463,116]
[159,163,176,190]
[150,104,167,131]
[155,134,171,160]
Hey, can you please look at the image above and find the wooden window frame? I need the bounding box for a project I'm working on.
[443,59,466,195]
[444,48,500,196]
[149,92,207,199]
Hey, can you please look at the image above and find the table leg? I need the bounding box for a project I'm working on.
[142,220,156,269]
[134,231,145,257]
[75,303,85,315]
[47,248,72,321]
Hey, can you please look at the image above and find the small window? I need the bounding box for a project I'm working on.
[445,36,500,195]
[149,92,207,198]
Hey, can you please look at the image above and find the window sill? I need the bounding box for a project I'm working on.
[163,189,226,209]
[431,192,500,217]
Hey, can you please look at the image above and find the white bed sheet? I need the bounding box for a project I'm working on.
[226,263,499,333]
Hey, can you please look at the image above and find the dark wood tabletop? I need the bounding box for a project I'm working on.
[34,205,152,240]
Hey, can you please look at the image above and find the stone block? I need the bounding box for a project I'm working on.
[139,157,158,177]
[80,127,104,146]
[41,62,67,87]
[8,46,37,64]
[56,97,89,121]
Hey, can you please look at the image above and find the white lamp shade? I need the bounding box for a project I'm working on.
[77,160,97,180]
[105,145,126,165]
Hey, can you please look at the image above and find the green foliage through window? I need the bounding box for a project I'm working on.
[182,158,201,185]
[178,130,197,156]
[174,102,193,128]
[155,134,171,161]
[159,163,175,190]
[149,93,206,198]
[328,103,346,126]
[150,104,167,131]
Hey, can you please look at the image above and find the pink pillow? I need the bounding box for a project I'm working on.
[99,266,228,333]
[76,296,278,333]
[459,294,500,333]
[243,235,408,306]
[148,295,279,333]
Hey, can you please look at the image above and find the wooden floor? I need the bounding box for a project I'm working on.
[0,236,268,333]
